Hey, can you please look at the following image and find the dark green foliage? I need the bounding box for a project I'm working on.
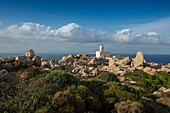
[42,70,80,90]
[0,91,52,113]
[66,85,102,112]
[114,102,142,113]
[23,67,41,82]
[89,62,102,68]
[13,61,28,71]
[52,91,85,113]
[1,68,169,113]
[126,71,170,93]
[0,63,2,70]
[96,71,119,82]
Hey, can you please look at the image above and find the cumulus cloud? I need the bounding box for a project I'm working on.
[111,28,160,45]
[0,22,106,43]
[0,22,169,46]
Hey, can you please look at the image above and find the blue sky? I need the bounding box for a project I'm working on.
[0,0,170,54]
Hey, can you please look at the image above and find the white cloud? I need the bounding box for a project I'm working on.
[0,22,106,43]
[0,22,169,47]
[111,29,160,45]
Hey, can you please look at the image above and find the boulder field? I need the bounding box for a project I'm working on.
[0,50,170,81]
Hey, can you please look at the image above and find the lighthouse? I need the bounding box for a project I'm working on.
[96,44,110,58]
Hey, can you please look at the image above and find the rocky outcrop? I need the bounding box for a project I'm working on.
[32,56,42,66]
[16,55,27,64]
[115,57,132,66]
[25,49,35,59]
[153,87,170,97]
[49,60,58,69]
[2,63,13,71]
[143,67,158,75]
[41,61,51,69]
[157,66,170,74]
[131,52,144,68]
[0,69,12,89]
[59,54,75,66]
[52,65,63,70]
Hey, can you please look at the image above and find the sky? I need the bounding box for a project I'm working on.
[0,0,170,54]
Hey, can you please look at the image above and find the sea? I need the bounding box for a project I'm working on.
[0,53,170,64]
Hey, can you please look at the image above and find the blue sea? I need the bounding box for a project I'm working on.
[0,53,170,64]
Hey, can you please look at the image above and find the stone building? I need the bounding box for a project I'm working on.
[96,44,110,58]
[25,49,35,59]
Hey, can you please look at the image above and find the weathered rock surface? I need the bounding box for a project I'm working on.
[143,67,158,75]
[52,65,62,70]
[49,60,58,69]
[32,56,41,66]
[131,51,144,68]
[41,61,51,69]
[157,66,170,74]
[16,55,27,64]
[2,63,13,71]
[153,87,170,97]
[115,57,132,66]
[0,69,12,83]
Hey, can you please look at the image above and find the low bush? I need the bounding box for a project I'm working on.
[23,67,41,82]
[52,91,85,113]
[0,90,51,113]
[126,71,170,93]
[89,62,102,68]
[96,71,119,82]
[114,102,142,113]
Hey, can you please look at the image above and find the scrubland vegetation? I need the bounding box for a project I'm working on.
[0,66,169,113]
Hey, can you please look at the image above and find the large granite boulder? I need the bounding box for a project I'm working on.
[2,63,13,71]
[26,59,34,67]
[115,57,132,66]
[41,61,51,69]
[59,54,75,66]
[0,69,12,82]
[143,67,158,75]
[131,52,144,68]
[16,55,27,64]
[89,57,97,64]
[52,65,63,70]
[32,56,41,66]
[49,60,58,69]
[109,58,116,67]
[0,82,8,89]
[157,66,170,74]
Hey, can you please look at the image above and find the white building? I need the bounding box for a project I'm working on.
[96,44,110,58]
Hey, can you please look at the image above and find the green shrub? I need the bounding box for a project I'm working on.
[114,102,142,113]
[24,70,80,95]
[23,67,41,82]
[43,70,79,89]
[0,63,2,70]
[89,62,102,68]
[0,91,51,113]
[52,91,85,113]
[126,71,170,93]
[13,61,28,71]
[96,72,119,82]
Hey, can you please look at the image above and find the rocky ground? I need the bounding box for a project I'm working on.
[0,49,170,113]
[0,50,170,88]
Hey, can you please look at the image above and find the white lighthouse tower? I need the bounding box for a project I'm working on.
[96,44,110,58]
[100,44,104,51]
